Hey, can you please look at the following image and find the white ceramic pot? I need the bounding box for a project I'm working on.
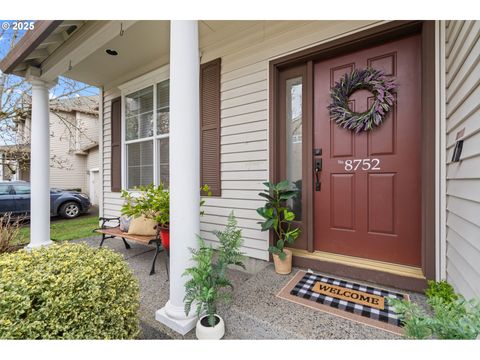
[195,314,225,340]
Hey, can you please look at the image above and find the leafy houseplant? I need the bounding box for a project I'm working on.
[256,180,301,274]
[388,280,480,339]
[121,184,211,250]
[121,183,170,249]
[183,212,245,340]
[121,183,170,229]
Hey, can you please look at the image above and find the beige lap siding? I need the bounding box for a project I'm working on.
[445,20,480,299]
[49,110,88,192]
[86,147,99,170]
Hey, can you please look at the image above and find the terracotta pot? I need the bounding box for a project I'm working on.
[272,248,292,274]
[159,228,170,251]
[196,314,225,340]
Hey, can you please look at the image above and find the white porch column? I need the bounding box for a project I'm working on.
[155,20,200,335]
[26,77,56,249]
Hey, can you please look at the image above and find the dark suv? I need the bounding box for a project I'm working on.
[0,181,92,219]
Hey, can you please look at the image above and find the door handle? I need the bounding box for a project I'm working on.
[314,159,322,191]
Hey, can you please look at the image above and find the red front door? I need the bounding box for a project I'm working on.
[313,34,422,266]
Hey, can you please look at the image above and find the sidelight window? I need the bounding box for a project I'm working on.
[285,76,303,220]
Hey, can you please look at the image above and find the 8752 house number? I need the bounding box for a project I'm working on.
[338,158,381,171]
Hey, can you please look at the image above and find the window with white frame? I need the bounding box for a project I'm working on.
[124,79,170,189]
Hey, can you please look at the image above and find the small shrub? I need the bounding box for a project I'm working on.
[387,297,432,339]
[0,213,22,254]
[428,296,480,339]
[425,280,458,303]
[388,282,480,340]
[0,243,140,339]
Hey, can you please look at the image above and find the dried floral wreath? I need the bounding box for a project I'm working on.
[328,68,397,133]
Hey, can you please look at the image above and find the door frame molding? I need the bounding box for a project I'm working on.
[269,21,436,291]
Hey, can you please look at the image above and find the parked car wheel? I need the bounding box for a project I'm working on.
[59,202,81,219]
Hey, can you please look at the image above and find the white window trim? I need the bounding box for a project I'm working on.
[120,64,170,191]
[118,64,170,93]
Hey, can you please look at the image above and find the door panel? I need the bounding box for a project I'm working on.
[330,174,355,230]
[313,34,422,266]
[13,184,31,215]
[367,173,395,234]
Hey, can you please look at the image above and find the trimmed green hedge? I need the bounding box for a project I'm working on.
[0,243,140,339]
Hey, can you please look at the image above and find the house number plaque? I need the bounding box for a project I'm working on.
[338,158,381,171]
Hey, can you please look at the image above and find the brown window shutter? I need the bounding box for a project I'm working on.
[110,97,122,192]
[200,58,221,197]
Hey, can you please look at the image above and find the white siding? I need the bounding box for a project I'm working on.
[86,147,99,170]
[102,88,123,218]
[445,20,480,299]
[77,111,99,150]
[101,20,383,260]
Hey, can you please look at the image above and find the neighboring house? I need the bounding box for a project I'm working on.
[0,96,101,205]
[0,144,29,181]
[1,20,479,335]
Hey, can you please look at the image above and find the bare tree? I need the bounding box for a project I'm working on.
[0,26,99,178]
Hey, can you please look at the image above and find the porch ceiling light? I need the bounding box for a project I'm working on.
[105,49,118,56]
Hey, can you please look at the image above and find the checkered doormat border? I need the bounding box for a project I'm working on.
[290,272,407,327]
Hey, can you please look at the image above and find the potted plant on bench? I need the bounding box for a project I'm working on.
[121,183,170,248]
[121,184,212,251]
[257,180,301,275]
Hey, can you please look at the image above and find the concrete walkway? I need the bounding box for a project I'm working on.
[75,236,426,339]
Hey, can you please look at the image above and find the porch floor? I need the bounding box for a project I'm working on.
[76,237,427,339]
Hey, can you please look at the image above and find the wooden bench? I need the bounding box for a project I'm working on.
[94,217,169,277]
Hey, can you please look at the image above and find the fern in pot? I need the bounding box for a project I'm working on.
[257,180,301,274]
[183,212,245,340]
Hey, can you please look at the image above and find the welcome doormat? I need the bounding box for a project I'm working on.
[276,270,410,335]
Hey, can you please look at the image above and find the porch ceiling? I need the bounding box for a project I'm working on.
[64,20,261,88]
[66,21,170,87]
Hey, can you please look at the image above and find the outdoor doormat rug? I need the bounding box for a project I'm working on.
[276,270,410,335]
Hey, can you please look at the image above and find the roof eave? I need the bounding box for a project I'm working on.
[0,20,63,75]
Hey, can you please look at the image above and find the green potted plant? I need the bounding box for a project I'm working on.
[183,212,245,340]
[121,183,170,247]
[121,184,212,251]
[257,180,301,274]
